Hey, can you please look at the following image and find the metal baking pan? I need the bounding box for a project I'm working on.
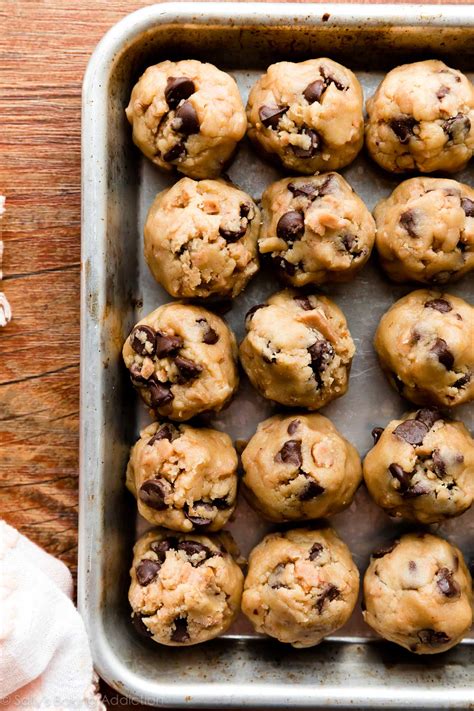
[80,3,474,707]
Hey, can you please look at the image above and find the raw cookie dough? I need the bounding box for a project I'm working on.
[126,60,246,179]
[144,177,260,298]
[122,302,239,421]
[129,529,244,646]
[374,289,474,408]
[239,289,355,409]
[242,527,359,647]
[363,533,473,654]
[374,177,474,284]
[246,59,364,173]
[242,413,362,521]
[364,408,474,524]
[259,172,375,286]
[127,421,238,531]
[366,60,474,173]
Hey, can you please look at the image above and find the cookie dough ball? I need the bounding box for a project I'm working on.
[144,177,260,298]
[374,289,474,407]
[122,302,238,421]
[246,59,364,173]
[366,60,474,173]
[126,60,246,179]
[364,408,474,524]
[242,527,359,647]
[374,177,474,284]
[259,172,375,286]
[129,529,244,646]
[363,533,473,654]
[242,414,361,522]
[239,289,355,410]
[127,421,238,531]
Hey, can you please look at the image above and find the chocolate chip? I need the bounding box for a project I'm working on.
[259,104,288,128]
[150,537,178,561]
[405,482,430,499]
[132,613,153,638]
[408,560,417,572]
[148,379,174,408]
[425,298,452,313]
[371,427,384,444]
[430,338,454,370]
[171,617,190,643]
[400,210,418,238]
[130,325,157,357]
[300,476,325,501]
[316,584,340,613]
[177,540,213,566]
[461,197,474,217]
[129,363,147,384]
[219,224,247,242]
[320,66,346,91]
[136,559,162,586]
[417,629,451,646]
[287,419,300,435]
[308,542,324,561]
[274,256,297,276]
[392,419,429,446]
[432,449,447,478]
[292,128,321,158]
[372,540,399,559]
[390,117,418,144]
[308,339,335,378]
[184,501,214,527]
[163,141,186,163]
[443,113,471,141]
[139,479,169,510]
[269,563,288,589]
[437,85,451,100]
[245,304,266,323]
[275,439,302,467]
[288,182,318,199]
[294,295,313,310]
[389,463,413,491]
[454,373,470,388]
[303,79,326,104]
[276,211,305,242]
[165,76,195,109]
[342,233,357,252]
[148,423,180,446]
[240,203,251,218]
[436,567,460,598]
[175,355,203,383]
[416,408,441,430]
[155,332,183,358]
[174,102,199,135]
[211,497,230,510]
[196,318,219,345]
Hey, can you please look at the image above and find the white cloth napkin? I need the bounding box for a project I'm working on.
[0,520,104,710]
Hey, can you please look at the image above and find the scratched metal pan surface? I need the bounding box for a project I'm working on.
[80,3,474,707]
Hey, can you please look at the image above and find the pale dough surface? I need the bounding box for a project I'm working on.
[144,177,260,298]
[129,529,244,646]
[259,172,375,286]
[239,289,355,409]
[366,60,474,173]
[374,177,474,284]
[374,289,474,407]
[247,59,364,173]
[242,527,359,648]
[122,302,239,421]
[364,408,474,524]
[127,421,238,531]
[126,60,246,179]
[242,413,361,522]
[363,532,473,654]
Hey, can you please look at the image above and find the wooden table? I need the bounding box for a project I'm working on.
[0,0,469,707]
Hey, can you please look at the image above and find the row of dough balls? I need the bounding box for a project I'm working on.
[122,290,474,422]
[126,58,474,178]
[126,408,474,531]
[144,173,474,300]
[129,526,473,654]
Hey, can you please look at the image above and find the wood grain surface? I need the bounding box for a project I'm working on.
[0,0,470,708]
